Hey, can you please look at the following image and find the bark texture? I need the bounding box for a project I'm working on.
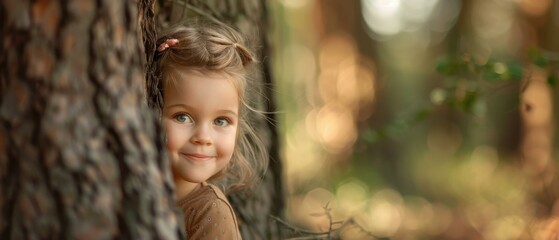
[155,0,285,239]
[0,0,184,239]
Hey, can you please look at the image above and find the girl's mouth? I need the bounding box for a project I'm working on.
[181,153,215,161]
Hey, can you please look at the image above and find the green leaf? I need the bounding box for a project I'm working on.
[361,129,381,143]
[413,108,432,122]
[482,62,502,81]
[484,70,502,81]
[529,48,548,68]
[548,74,557,86]
[508,61,523,80]
[461,92,478,112]
[535,58,547,68]
[436,57,462,76]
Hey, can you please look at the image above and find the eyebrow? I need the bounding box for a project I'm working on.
[164,103,191,109]
[218,110,238,117]
[164,103,238,116]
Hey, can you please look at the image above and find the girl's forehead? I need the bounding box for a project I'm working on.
[163,71,239,106]
[165,67,244,94]
[167,68,236,82]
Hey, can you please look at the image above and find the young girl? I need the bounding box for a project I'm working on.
[152,23,268,239]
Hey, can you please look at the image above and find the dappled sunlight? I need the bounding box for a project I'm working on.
[284,120,324,185]
[334,179,369,218]
[400,197,453,235]
[288,188,337,231]
[279,28,378,197]
[361,0,403,36]
[356,189,404,237]
[483,215,526,239]
[284,151,538,238]
[361,0,460,43]
[314,34,377,154]
[337,61,376,116]
[316,103,357,153]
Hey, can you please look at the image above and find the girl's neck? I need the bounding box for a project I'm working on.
[174,178,202,200]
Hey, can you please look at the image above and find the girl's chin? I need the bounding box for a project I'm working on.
[176,173,212,185]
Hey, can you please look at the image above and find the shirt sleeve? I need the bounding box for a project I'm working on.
[187,197,241,240]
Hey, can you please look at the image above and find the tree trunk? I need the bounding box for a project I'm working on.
[0,0,184,239]
[156,1,284,239]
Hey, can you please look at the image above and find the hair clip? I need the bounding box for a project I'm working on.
[158,39,179,51]
[154,39,179,61]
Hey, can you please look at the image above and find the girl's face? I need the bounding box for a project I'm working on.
[163,70,239,191]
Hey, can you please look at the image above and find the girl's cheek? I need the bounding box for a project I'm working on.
[164,121,182,151]
[222,129,238,151]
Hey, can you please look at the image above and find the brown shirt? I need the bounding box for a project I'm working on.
[177,182,242,240]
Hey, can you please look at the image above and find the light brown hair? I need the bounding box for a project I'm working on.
[153,22,268,193]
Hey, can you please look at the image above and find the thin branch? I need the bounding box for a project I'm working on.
[285,236,329,240]
[325,203,333,239]
[269,215,334,236]
[341,218,379,238]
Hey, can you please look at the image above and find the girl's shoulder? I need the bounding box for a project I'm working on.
[178,183,242,239]
[178,183,236,219]
[205,183,229,202]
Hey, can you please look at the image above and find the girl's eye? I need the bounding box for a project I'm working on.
[214,118,231,127]
[174,113,193,123]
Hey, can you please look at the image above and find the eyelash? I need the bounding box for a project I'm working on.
[173,113,192,123]
[172,113,233,126]
[214,117,232,127]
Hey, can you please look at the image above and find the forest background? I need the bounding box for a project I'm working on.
[1,0,559,239]
[276,0,559,239]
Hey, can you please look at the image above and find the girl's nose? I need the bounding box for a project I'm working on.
[190,124,212,145]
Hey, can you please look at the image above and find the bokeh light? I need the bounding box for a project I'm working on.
[361,0,461,42]
[356,189,403,237]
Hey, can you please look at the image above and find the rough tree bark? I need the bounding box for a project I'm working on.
[155,1,285,239]
[0,0,184,239]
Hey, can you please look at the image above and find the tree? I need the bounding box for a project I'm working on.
[153,1,285,239]
[1,0,184,239]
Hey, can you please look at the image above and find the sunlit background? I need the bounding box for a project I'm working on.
[272,0,559,238]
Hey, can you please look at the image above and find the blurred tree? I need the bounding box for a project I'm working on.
[518,0,559,224]
[0,0,184,239]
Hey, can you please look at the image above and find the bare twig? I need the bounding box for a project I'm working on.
[324,202,333,238]
[286,236,328,240]
[269,215,332,236]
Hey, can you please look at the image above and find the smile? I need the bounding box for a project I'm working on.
[180,153,215,161]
